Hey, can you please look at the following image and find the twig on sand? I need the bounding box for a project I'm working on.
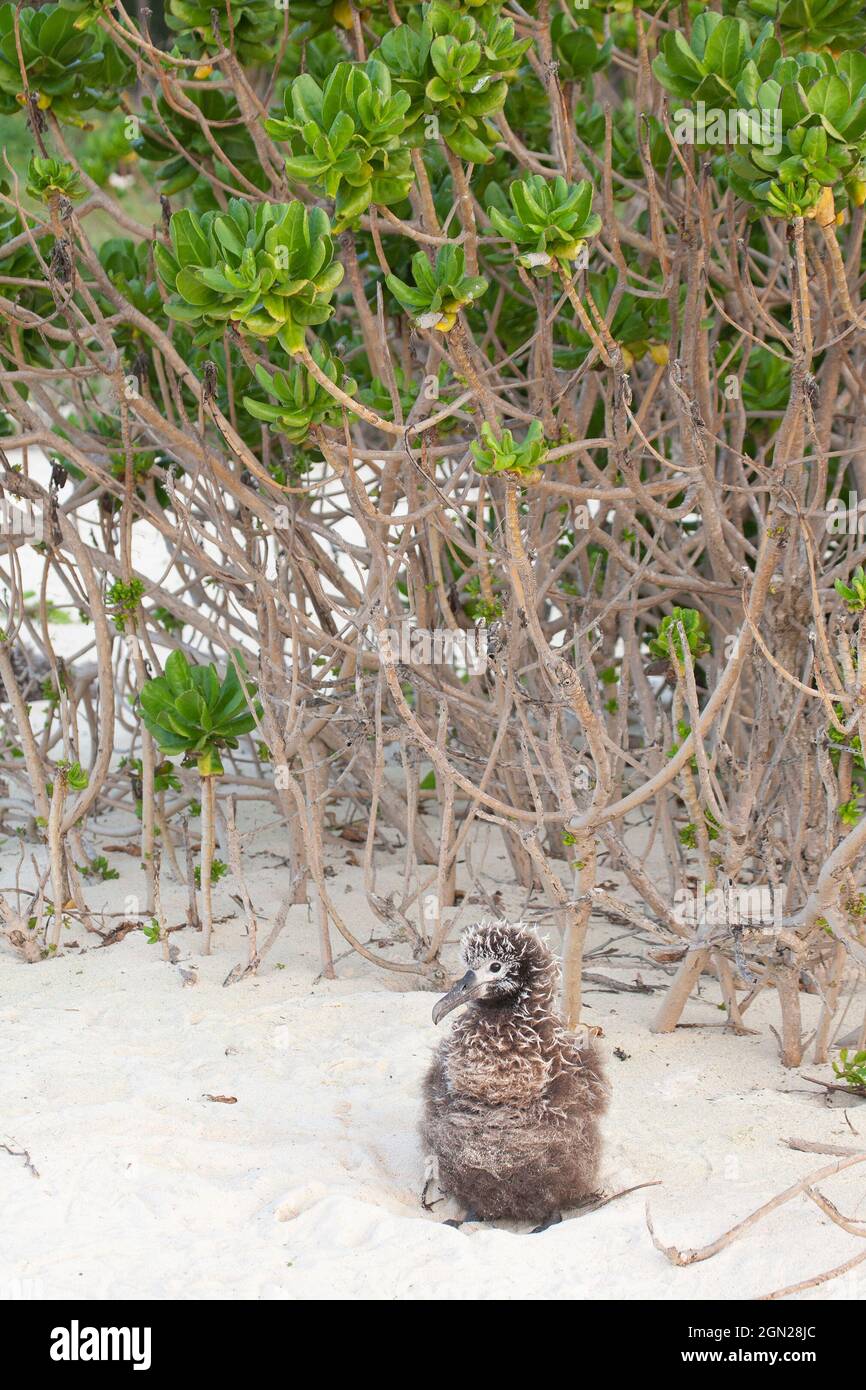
[224,796,258,968]
[805,1185,866,1236]
[803,1074,866,1101]
[783,1136,864,1157]
[1,1140,39,1178]
[582,971,659,994]
[575,1180,661,1216]
[222,876,303,984]
[758,1245,866,1300]
[646,1154,866,1266]
[757,1181,866,1298]
[182,816,201,935]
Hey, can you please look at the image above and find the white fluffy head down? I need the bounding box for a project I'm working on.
[459,919,560,1007]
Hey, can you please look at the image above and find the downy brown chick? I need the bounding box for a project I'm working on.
[422,920,609,1224]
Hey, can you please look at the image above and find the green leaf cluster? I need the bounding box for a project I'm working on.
[107,578,146,633]
[165,0,282,66]
[726,50,866,217]
[267,59,415,230]
[487,174,601,273]
[386,242,488,331]
[139,649,262,778]
[471,419,548,481]
[154,200,344,354]
[653,12,780,108]
[728,0,866,54]
[0,4,134,124]
[375,1,531,164]
[134,87,266,200]
[832,1046,866,1087]
[26,156,84,203]
[550,13,612,83]
[244,342,357,441]
[835,564,866,612]
[654,11,866,218]
[648,607,712,666]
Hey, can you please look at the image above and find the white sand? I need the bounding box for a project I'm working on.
[1,806,864,1302]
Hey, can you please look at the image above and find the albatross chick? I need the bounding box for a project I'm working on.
[422,920,609,1224]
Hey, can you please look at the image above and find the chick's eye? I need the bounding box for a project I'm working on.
[489,962,502,974]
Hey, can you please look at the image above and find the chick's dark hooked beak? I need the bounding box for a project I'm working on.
[432,969,485,1025]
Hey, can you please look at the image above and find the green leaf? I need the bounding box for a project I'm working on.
[164,649,193,696]
[807,75,850,127]
[704,18,745,84]
[170,209,209,269]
